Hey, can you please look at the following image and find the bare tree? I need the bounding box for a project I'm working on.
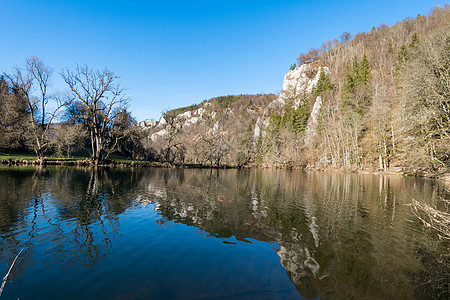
[158,110,185,163]
[297,48,319,65]
[61,65,128,165]
[0,76,28,150]
[396,27,450,168]
[52,123,87,158]
[339,32,352,44]
[4,56,66,163]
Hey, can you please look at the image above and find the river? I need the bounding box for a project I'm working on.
[0,166,448,299]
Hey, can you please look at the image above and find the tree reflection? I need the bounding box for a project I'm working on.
[43,167,139,268]
[136,169,449,299]
[0,167,140,274]
[0,166,41,283]
[0,167,448,299]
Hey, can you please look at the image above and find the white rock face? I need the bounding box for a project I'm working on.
[255,64,330,141]
[158,116,167,127]
[264,64,325,115]
[266,96,285,110]
[305,96,323,143]
[196,108,205,117]
[179,111,192,119]
[279,64,330,108]
[149,105,207,141]
[212,121,220,133]
[309,96,323,127]
[282,64,324,94]
[184,117,200,126]
[150,128,168,141]
[253,117,261,147]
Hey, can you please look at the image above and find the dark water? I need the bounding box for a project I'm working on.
[0,166,448,299]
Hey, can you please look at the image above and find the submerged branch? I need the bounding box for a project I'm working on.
[409,199,450,240]
[0,248,24,296]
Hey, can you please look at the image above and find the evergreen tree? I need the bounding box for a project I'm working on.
[395,44,409,76]
[397,45,409,64]
[341,55,371,112]
[410,33,420,48]
[313,67,333,98]
[281,106,294,127]
[358,54,371,84]
[340,72,354,107]
[268,112,282,132]
[292,101,310,134]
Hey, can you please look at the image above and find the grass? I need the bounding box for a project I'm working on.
[0,152,151,165]
[0,153,39,161]
[0,153,92,162]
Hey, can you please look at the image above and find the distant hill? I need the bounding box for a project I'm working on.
[142,5,450,170]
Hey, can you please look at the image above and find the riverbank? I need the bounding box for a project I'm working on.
[0,155,239,169]
[1,155,449,182]
[303,165,450,182]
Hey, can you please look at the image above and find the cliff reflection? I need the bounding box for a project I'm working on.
[0,167,448,299]
[136,169,449,299]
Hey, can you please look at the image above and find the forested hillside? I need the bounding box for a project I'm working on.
[1,5,448,170]
[145,5,450,171]
[298,5,450,170]
[143,94,277,166]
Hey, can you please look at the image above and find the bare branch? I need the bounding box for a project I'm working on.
[0,248,24,296]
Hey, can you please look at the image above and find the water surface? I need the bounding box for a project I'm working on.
[0,167,448,299]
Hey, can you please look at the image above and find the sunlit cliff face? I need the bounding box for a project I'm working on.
[146,63,328,147]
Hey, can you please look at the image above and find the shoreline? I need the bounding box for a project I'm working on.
[1,158,449,182]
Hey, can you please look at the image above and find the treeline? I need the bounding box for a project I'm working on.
[261,5,449,170]
[0,59,148,164]
[3,5,448,170]
[147,94,276,166]
[144,5,449,170]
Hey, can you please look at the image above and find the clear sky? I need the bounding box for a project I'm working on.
[0,0,446,121]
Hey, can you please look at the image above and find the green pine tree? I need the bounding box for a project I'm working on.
[268,112,282,132]
[281,106,294,127]
[395,44,409,76]
[358,54,371,84]
[341,72,354,108]
[410,33,420,48]
[292,101,310,134]
[397,45,409,64]
[313,67,333,98]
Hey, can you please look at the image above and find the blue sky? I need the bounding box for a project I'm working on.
[0,0,445,121]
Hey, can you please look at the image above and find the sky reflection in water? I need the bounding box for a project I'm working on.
[0,167,448,299]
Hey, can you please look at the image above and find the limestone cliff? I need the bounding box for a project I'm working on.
[141,63,329,165]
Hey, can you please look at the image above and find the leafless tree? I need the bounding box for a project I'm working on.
[159,110,185,163]
[297,48,319,65]
[339,32,352,44]
[4,56,67,162]
[396,27,450,168]
[52,123,87,158]
[61,65,128,165]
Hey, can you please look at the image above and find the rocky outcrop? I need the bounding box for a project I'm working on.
[140,64,330,165]
[254,64,330,144]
